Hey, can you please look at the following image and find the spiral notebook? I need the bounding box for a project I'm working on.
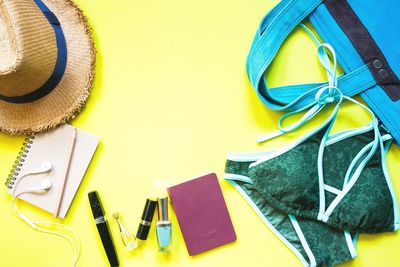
[4,124,99,218]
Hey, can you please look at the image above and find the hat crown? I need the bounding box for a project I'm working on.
[0,0,58,97]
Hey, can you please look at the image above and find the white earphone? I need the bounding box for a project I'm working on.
[20,179,52,194]
[11,161,54,226]
[10,161,81,267]
[30,161,52,174]
[11,161,53,197]
[40,161,52,172]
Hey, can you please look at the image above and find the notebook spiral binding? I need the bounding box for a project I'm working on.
[4,135,35,190]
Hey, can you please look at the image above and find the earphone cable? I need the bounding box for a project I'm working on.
[11,187,80,266]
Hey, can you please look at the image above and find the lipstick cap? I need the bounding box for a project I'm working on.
[141,198,157,221]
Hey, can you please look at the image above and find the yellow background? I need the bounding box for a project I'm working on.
[1,0,400,266]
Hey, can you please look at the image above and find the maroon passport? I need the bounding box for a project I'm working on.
[167,173,236,256]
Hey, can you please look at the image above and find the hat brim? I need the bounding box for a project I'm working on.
[0,0,95,135]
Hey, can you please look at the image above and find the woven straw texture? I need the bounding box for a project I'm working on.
[0,0,95,134]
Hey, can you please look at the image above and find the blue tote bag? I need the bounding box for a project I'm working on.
[246,0,400,144]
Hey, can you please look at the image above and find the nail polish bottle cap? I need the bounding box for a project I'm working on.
[157,197,169,221]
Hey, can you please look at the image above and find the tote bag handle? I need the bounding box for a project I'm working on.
[246,0,376,110]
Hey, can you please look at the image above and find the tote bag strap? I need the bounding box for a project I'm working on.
[246,0,376,110]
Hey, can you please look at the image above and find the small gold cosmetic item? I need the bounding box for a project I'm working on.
[112,212,138,251]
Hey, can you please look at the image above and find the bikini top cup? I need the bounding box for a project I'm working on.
[248,125,398,234]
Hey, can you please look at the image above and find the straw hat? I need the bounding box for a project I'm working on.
[0,0,95,134]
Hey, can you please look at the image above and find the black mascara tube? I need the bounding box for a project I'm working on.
[88,191,119,267]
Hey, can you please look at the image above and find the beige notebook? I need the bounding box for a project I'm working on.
[5,124,99,218]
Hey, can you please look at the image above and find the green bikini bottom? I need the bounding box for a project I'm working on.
[225,153,358,267]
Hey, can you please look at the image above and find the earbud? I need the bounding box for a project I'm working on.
[21,179,52,194]
[41,161,52,172]
[40,179,52,190]
[28,161,52,175]
[30,161,52,174]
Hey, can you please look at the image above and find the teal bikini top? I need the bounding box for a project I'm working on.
[242,26,399,233]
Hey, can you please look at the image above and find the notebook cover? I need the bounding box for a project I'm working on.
[167,173,236,255]
[8,124,99,218]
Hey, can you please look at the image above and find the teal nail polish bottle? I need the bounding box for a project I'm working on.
[156,197,172,252]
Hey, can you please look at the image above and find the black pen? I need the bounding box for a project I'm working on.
[88,191,119,267]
